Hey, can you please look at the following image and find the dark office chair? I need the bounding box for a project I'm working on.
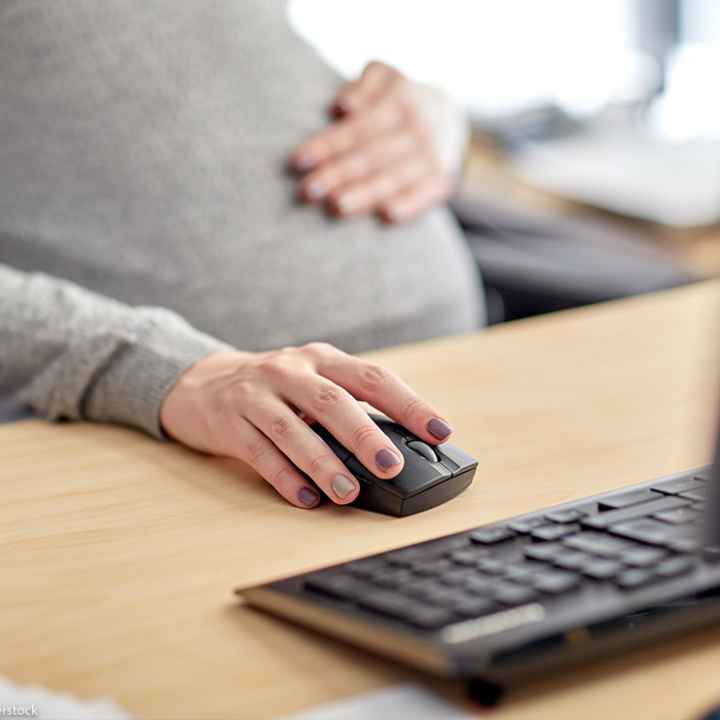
[451,194,697,324]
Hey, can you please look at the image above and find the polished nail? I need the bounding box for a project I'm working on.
[331,474,357,499]
[427,417,452,440]
[375,448,400,471]
[294,152,316,172]
[298,487,320,507]
[335,192,357,214]
[304,179,327,200]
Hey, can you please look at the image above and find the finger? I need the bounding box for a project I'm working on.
[327,155,433,218]
[332,61,397,115]
[299,130,416,202]
[378,174,453,223]
[291,99,403,173]
[245,398,363,504]
[282,374,405,480]
[316,354,453,446]
[234,416,322,509]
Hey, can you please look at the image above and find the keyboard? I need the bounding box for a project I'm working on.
[239,467,720,688]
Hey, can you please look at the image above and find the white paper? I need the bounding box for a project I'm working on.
[0,677,133,720]
[281,684,475,720]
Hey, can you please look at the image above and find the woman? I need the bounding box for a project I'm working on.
[0,0,483,509]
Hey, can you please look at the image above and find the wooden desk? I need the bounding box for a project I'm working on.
[3,282,720,719]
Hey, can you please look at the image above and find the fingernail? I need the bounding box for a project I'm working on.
[335,192,357,214]
[304,179,327,200]
[427,417,452,441]
[331,474,357,499]
[298,487,320,507]
[294,152,316,172]
[376,448,400,471]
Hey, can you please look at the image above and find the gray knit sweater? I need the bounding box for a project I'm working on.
[0,0,482,437]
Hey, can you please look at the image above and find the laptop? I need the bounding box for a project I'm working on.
[237,417,720,704]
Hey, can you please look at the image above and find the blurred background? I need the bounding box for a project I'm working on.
[290,0,720,322]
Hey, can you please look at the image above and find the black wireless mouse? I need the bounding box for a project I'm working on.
[312,414,478,516]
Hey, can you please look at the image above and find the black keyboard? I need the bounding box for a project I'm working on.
[240,468,720,687]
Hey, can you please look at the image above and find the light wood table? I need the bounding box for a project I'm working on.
[3,282,720,720]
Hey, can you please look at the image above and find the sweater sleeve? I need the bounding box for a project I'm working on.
[0,263,233,438]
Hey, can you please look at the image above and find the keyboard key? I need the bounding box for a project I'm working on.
[545,508,586,524]
[449,549,487,566]
[524,542,565,561]
[508,516,546,533]
[403,579,444,600]
[582,496,690,530]
[655,556,695,578]
[616,569,656,590]
[412,559,454,577]
[345,558,388,578]
[564,532,631,557]
[531,523,581,542]
[654,507,700,525]
[464,576,495,594]
[621,547,667,567]
[532,571,580,594]
[491,581,538,605]
[583,559,623,580]
[476,558,506,575]
[609,519,674,545]
[441,569,471,587]
[653,476,705,496]
[470,527,515,544]
[599,488,663,510]
[453,595,497,617]
[384,547,430,566]
[358,590,412,618]
[405,605,455,629]
[553,551,592,571]
[370,569,414,589]
[305,573,363,599]
[505,562,545,582]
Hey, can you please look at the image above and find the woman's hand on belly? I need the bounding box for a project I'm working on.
[159,342,453,509]
[291,61,468,224]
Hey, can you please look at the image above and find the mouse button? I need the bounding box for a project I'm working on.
[436,442,478,473]
[312,425,352,462]
[390,453,452,496]
[406,440,439,463]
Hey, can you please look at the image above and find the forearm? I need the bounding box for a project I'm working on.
[0,264,232,437]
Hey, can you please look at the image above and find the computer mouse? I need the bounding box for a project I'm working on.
[312,413,478,517]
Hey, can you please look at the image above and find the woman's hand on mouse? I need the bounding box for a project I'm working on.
[160,342,453,509]
[290,61,468,223]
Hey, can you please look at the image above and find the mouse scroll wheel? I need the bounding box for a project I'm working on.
[406,440,439,463]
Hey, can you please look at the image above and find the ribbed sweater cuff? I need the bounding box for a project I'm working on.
[84,313,233,439]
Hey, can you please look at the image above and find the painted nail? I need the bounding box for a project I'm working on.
[294,152,316,172]
[335,192,357,214]
[304,179,327,200]
[298,487,320,507]
[331,474,357,499]
[376,448,400,471]
[427,417,452,441]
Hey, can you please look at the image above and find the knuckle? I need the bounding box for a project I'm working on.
[269,415,292,439]
[311,382,341,411]
[350,423,378,452]
[303,341,336,359]
[308,452,333,477]
[269,467,295,492]
[358,362,387,393]
[245,437,271,465]
[402,396,426,425]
